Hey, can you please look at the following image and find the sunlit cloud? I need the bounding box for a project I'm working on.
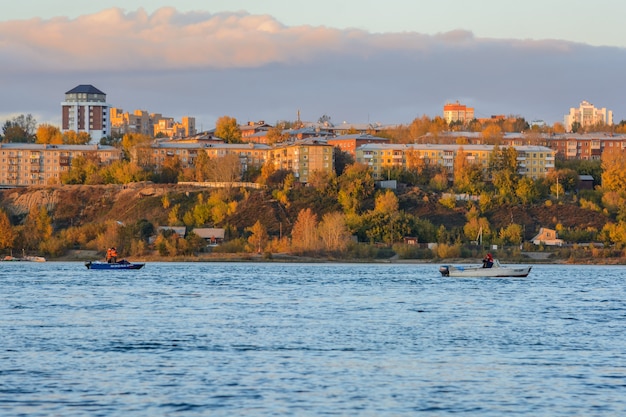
[1,7,625,127]
[0,7,593,72]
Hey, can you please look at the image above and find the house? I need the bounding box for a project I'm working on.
[578,175,595,191]
[192,228,226,245]
[531,228,564,246]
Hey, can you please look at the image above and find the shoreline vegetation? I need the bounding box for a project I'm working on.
[1,177,624,266]
[50,249,623,265]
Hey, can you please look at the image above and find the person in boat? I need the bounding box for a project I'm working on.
[109,247,118,264]
[482,253,494,268]
[106,247,112,263]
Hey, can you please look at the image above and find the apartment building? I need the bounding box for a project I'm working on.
[137,142,270,174]
[544,133,626,160]
[356,143,555,180]
[0,143,122,186]
[564,100,613,132]
[61,85,111,144]
[269,138,334,183]
[111,108,196,138]
[443,101,475,124]
[326,134,390,157]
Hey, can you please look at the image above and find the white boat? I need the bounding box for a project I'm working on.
[439,259,531,278]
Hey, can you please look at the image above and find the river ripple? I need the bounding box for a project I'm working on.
[1,262,625,416]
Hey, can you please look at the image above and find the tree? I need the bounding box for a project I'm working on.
[499,223,523,245]
[337,163,375,214]
[463,206,491,243]
[481,124,503,144]
[374,190,399,215]
[601,150,626,193]
[515,177,539,204]
[215,116,242,143]
[290,208,320,253]
[207,154,242,182]
[20,206,53,251]
[246,220,269,253]
[317,212,351,252]
[265,125,289,145]
[36,124,63,144]
[453,148,484,193]
[0,210,16,251]
[62,130,92,145]
[2,114,37,143]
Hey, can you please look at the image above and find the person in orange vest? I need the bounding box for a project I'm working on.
[110,247,118,264]
[106,247,112,263]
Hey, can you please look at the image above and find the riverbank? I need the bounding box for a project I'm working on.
[45,249,626,265]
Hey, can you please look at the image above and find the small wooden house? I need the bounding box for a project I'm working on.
[531,227,564,246]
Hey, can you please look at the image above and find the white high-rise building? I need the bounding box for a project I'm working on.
[61,85,111,143]
[564,100,613,132]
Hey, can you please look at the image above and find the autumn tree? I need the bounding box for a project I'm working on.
[265,125,289,145]
[317,212,351,253]
[290,208,320,253]
[481,124,503,144]
[489,145,520,203]
[246,220,269,253]
[498,223,524,245]
[121,133,152,159]
[215,116,242,143]
[36,124,63,144]
[601,150,626,193]
[0,209,16,251]
[60,154,103,184]
[453,148,484,193]
[19,206,53,251]
[154,155,181,183]
[463,206,491,243]
[515,176,539,204]
[63,130,92,144]
[207,154,242,182]
[374,189,399,214]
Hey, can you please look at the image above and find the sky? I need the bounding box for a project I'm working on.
[2,1,626,130]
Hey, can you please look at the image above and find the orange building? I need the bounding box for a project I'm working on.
[443,101,475,124]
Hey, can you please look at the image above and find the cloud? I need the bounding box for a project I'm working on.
[1,7,625,126]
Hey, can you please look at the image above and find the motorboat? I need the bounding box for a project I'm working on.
[439,259,531,278]
[85,259,145,270]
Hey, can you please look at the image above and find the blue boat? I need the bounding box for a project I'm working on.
[85,260,145,270]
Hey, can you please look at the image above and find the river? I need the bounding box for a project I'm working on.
[1,261,625,416]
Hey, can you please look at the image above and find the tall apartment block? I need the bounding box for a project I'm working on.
[61,85,111,144]
[443,101,475,124]
[564,100,613,132]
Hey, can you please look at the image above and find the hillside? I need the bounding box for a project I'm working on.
[0,183,609,244]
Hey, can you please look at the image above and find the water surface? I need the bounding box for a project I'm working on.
[1,262,625,416]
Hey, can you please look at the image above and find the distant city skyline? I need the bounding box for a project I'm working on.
[1,4,625,130]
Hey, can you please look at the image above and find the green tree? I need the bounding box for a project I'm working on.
[515,177,539,204]
[453,148,484,193]
[499,223,523,245]
[21,206,53,251]
[337,163,375,214]
[2,114,36,143]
